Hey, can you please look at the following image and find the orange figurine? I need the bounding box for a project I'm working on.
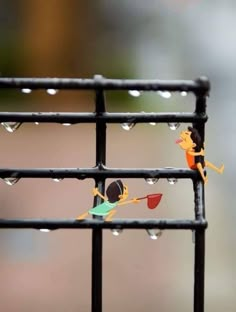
[176,127,224,184]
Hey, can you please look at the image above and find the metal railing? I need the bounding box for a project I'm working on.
[0,75,209,312]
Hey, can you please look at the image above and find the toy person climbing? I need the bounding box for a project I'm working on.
[76,180,140,221]
[176,126,224,184]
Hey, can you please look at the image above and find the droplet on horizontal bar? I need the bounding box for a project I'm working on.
[1,122,22,133]
[128,90,141,97]
[52,178,63,182]
[180,91,187,96]
[46,89,58,95]
[111,229,123,236]
[145,178,158,185]
[121,122,135,131]
[39,229,51,233]
[62,123,71,126]
[168,122,180,131]
[35,122,39,125]
[158,91,171,99]
[146,229,162,240]
[21,88,32,94]
[3,177,20,186]
[167,177,178,185]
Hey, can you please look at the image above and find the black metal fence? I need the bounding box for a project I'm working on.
[0,75,209,312]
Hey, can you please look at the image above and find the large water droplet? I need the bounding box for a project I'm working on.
[39,229,51,233]
[3,177,20,186]
[121,122,135,131]
[128,90,141,97]
[1,122,22,133]
[149,122,156,126]
[158,91,172,99]
[181,91,187,96]
[145,178,158,185]
[62,123,71,126]
[21,88,32,94]
[46,89,58,95]
[167,177,178,185]
[52,178,63,182]
[35,122,39,125]
[146,229,162,240]
[168,122,180,130]
[111,229,123,236]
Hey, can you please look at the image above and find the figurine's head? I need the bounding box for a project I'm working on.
[176,127,202,151]
[106,180,128,203]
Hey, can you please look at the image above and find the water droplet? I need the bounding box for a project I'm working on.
[52,178,63,182]
[181,91,187,96]
[149,122,156,126]
[35,122,39,125]
[39,229,51,233]
[121,123,135,131]
[145,178,158,185]
[167,178,178,185]
[128,90,141,97]
[146,229,162,240]
[111,229,123,236]
[46,89,58,95]
[62,123,71,126]
[21,88,32,94]
[3,177,20,186]
[158,91,172,99]
[1,122,22,133]
[168,122,180,130]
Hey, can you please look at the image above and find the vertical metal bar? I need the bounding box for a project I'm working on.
[92,75,106,312]
[193,144,206,312]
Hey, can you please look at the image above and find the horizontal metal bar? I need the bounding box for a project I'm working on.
[0,167,199,179]
[0,218,208,230]
[0,112,207,123]
[0,77,210,94]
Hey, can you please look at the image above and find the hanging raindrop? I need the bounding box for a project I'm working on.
[146,229,162,240]
[149,122,156,126]
[39,229,51,233]
[111,229,123,236]
[3,177,20,186]
[145,178,159,185]
[167,177,178,185]
[62,123,71,126]
[158,91,172,99]
[121,122,135,131]
[46,89,58,95]
[35,122,39,125]
[1,122,22,133]
[168,122,180,131]
[52,178,63,182]
[21,88,32,94]
[181,91,187,96]
[128,90,141,97]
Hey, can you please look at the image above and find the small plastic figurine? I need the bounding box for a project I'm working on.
[176,126,224,184]
[76,180,140,221]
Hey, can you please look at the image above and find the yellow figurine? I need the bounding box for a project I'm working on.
[176,127,224,184]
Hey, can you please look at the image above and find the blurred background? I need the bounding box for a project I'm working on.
[0,0,234,311]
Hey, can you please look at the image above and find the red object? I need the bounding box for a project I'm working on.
[137,193,163,209]
[175,138,183,144]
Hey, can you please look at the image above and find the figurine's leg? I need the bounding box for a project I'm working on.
[205,161,224,174]
[196,163,208,184]
[76,212,89,220]
[105,210,116,222]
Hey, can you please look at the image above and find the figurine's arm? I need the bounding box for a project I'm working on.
[118,198,140,206]
[188,148,205,156]
[92,188,108,201]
